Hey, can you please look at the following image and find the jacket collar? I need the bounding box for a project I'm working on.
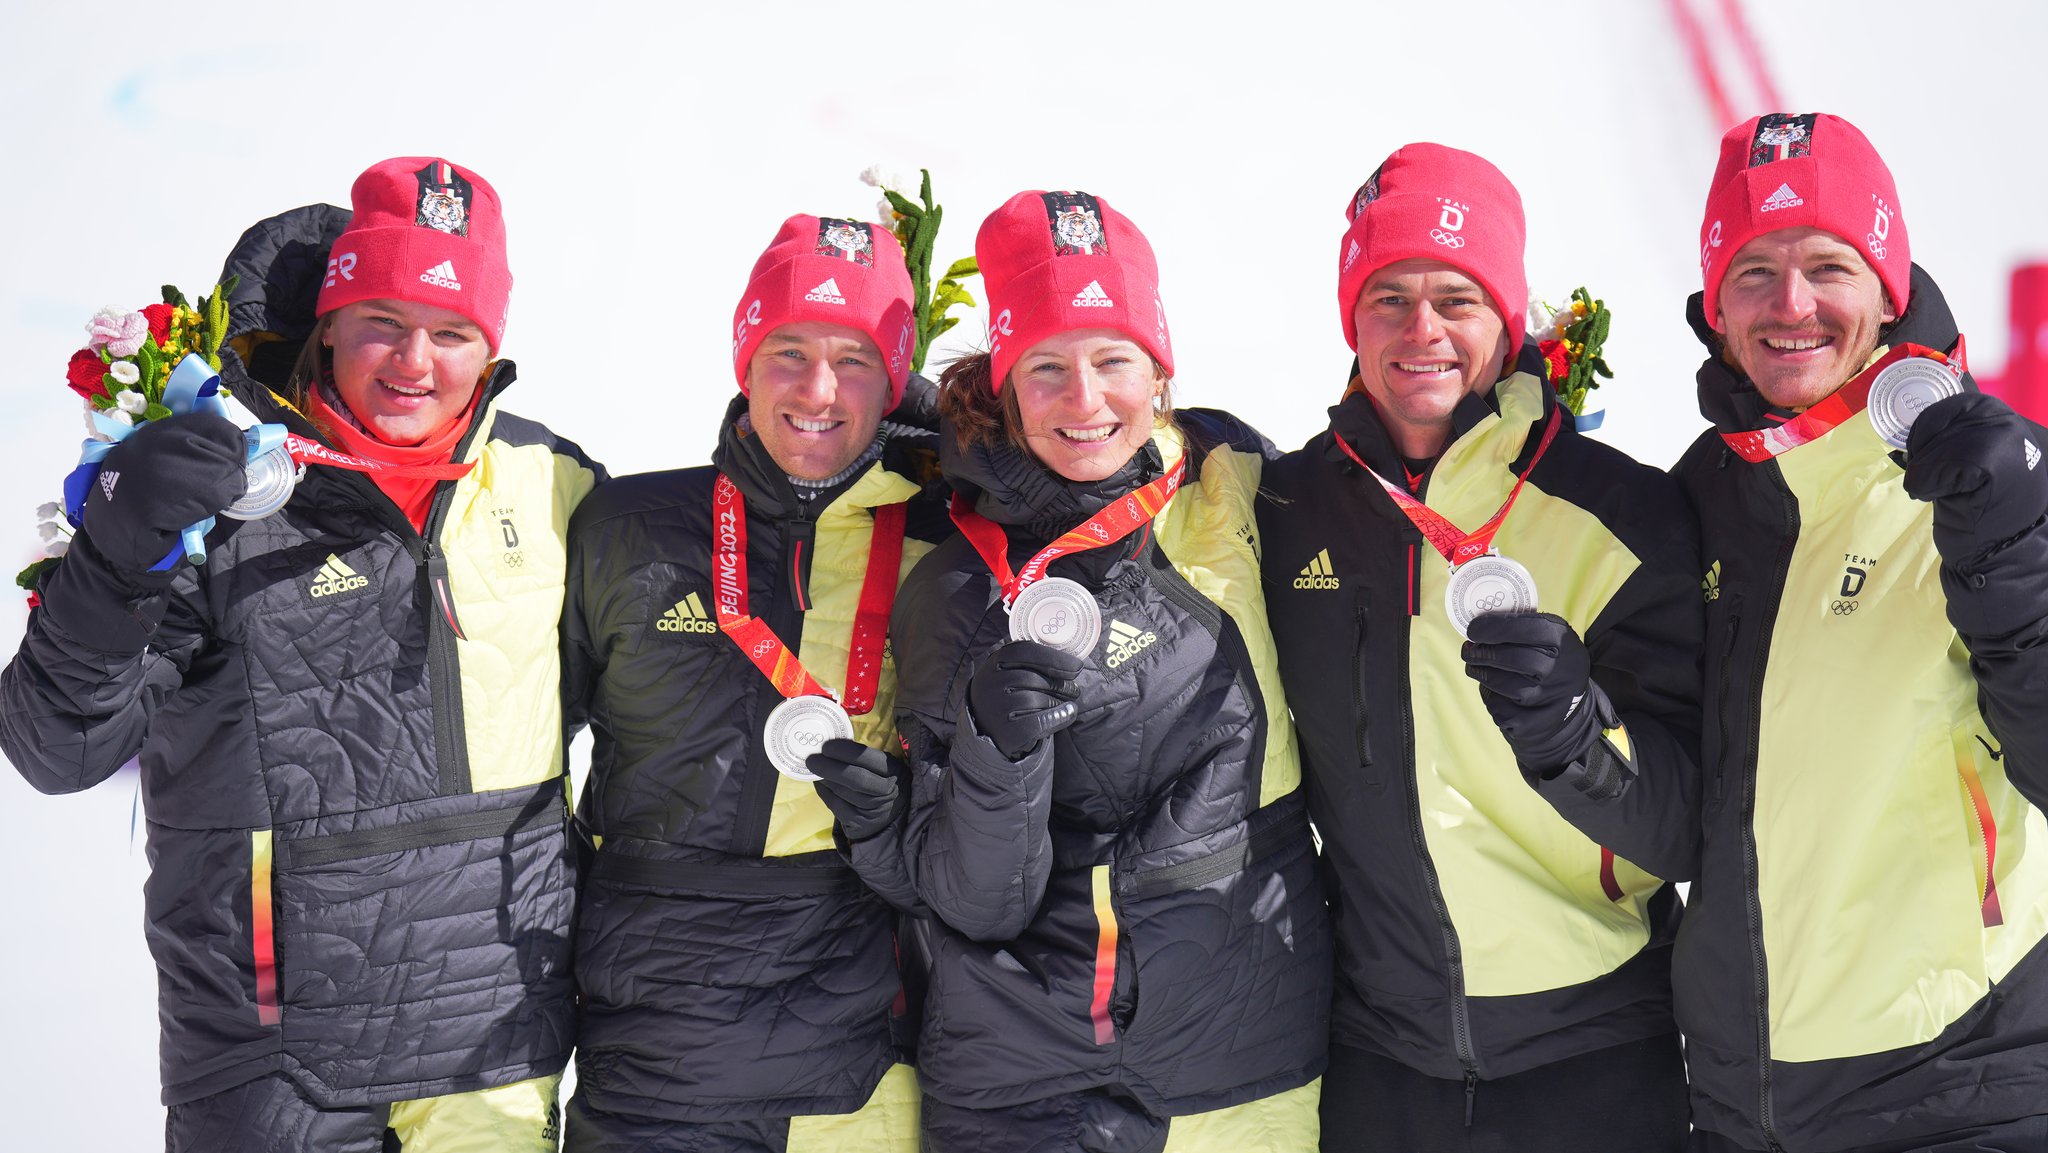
[1324,343,1556,478]
[710,393,925,521]
[940,416,1174,543]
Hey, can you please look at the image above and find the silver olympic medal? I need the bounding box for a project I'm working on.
[762,695,855,781]
[221,442,301,521]
[1867,357,1962,451]
[1444,553,1540,640]
[1008,576,1102,659]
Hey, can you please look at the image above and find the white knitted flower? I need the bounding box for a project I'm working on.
[108,361,140,386]
[860,164,887,188]
[35,502,61,521]
[116,390,147,414]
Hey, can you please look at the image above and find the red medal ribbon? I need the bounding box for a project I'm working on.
[283,433,475,480]
[948,459,1187,607]
[710,473,908,716]
[1718,341,1963,463]
[1336,408,1562,567]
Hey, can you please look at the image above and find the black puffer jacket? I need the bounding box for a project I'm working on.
[886,410,1329,1116]
[563,401,951,1121]
[0,205,604,1107]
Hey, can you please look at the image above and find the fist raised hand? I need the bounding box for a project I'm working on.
[1462,611,1617,774]
[1903,392,2048,563]
[966,640,1085,760]
[82,412,247,574]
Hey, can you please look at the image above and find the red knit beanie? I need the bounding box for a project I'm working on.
[315,158,513,352]
[976,190,1174,394]
[730,215,917,406]
[1699,113,1908,329]
[1337,144,1527,353]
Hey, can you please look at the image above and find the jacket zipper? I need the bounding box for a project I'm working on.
[417,523,471,796]
[1742,464,1799,1153]
[1712,608,1741,802]
[285,792,558,868]
[1351,597,1375,773]
[1400,611,1478,1109]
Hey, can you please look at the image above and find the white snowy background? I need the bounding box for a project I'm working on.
[3,2,2044,1147]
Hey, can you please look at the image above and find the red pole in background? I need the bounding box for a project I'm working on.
[1980,264,2048,424]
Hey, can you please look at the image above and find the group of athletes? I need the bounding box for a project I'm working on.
[8,110,2047,1153]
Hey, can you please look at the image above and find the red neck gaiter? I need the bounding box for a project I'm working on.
[307,380,483,532]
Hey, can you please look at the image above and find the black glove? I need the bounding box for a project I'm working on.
[81,412,248,576]
[808,738,906,843]
[1903,392,2048,563]
[1462,612,1618,775]
[966,640,1084,760]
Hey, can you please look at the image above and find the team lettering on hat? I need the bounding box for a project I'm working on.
[1335,143,1529,354]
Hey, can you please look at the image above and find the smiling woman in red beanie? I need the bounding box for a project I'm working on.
[2,157,604,1152]
[830,189,1329,1152]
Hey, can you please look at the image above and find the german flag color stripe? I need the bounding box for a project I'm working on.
[1088,866,1119,1045]
[251,830,280,1026]
[1957,757,2005,928]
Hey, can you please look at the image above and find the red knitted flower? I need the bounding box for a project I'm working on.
[1539,339,1570,383]
[142,302,176,345]
[64,349,107,400]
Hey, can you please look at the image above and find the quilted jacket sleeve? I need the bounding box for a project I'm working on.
[1936,476,2048,810]
[1525,455,1707,882]
[885,547,1056,941]
[898,701,1054,941]
[0,544,207,794]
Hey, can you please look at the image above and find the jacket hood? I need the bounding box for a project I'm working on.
[216,203,353,389]
[1689,262,1969,433]
[938,413,1166,540]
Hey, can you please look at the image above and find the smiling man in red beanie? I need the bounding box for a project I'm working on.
[558,214,952,1152]
[1256,143,1704,1151]
[1672,113,2048,1153]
